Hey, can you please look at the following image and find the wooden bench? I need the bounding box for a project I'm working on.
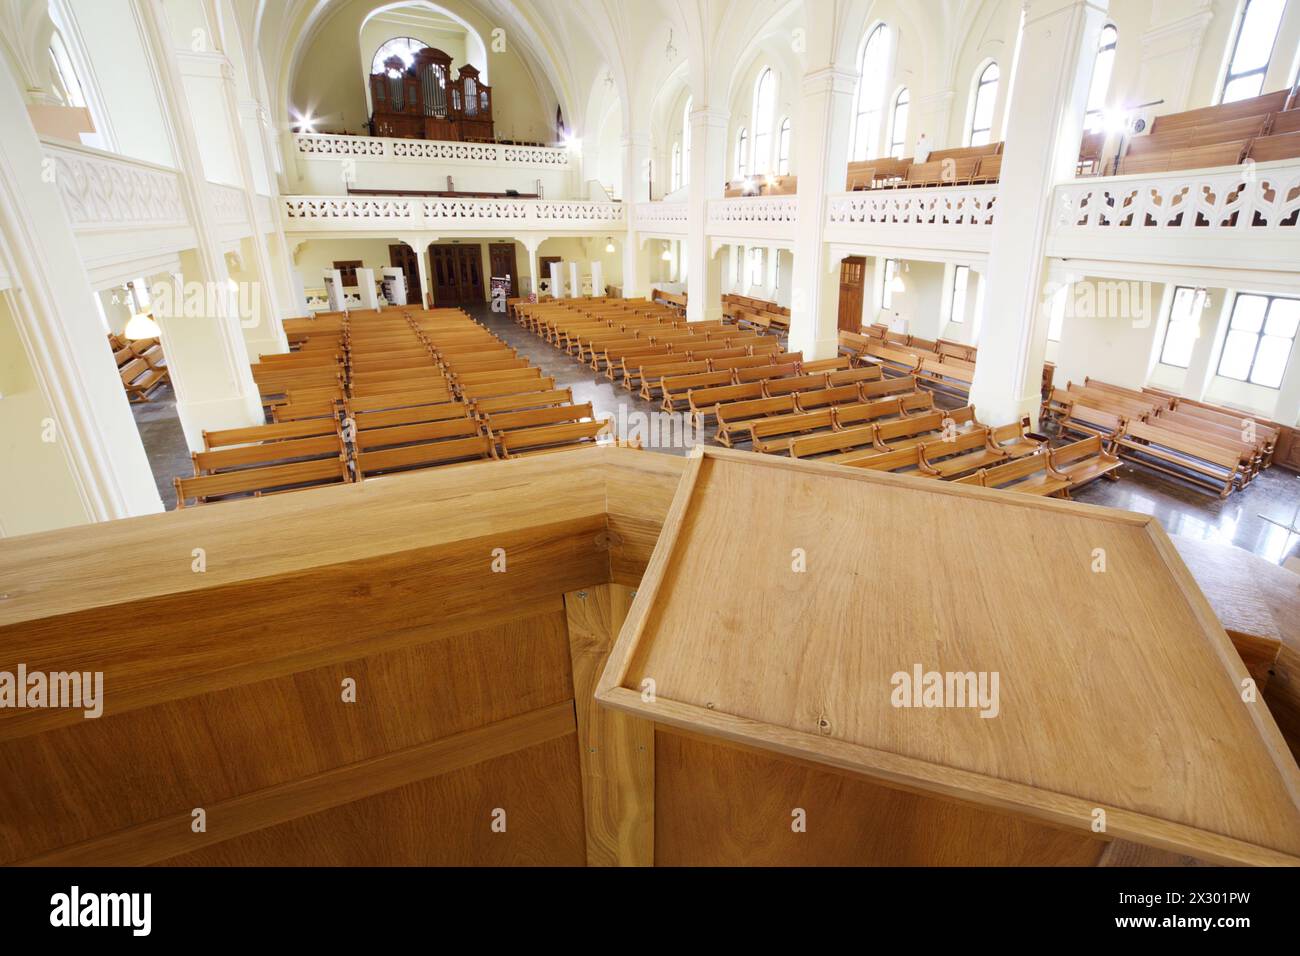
[686,382,765,424]
[1049,435,1121,490]
[482,402,595,436]
[119,356,169,403]
[920,419,1040,479]
[715,395,800,446]
[660,370,735,411]
[957,452,1070,498]
[355,434,497,477]
[175,454,351,508]
[191,433,345,475]
[748,409,836,454]
[498,420,612,458]
[354,417,483,453]
[1058,402,1123,442]
[203,418,338,451]
[1114,419,1246,497]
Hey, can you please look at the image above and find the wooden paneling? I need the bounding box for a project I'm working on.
[1,613,574,864]
[564,584,654,865]
[655,729,1104,866]
[159,734,585,867]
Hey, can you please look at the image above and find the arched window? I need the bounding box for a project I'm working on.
[681,96,692,186]
[889,88,909,158]
[671,143,682,192]
[371,37,426,76]
[1219,0,1287,103]
[735,128,749,178]
[1084,25,1118,132]
[968,61,999,146]
[776,118,791,175]
[48,32,86,108]
[752,68,776,174]
[852,24,891,161]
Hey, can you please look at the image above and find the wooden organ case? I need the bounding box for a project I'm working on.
[368,48,494,142]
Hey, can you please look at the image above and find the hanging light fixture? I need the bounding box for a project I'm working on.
[890,261,908,294]
[605,237,615,254]
[123,281,161,340]
[661,246,673,261]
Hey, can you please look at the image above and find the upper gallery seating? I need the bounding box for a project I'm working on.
[846,143,1003,190]
[1109,89,1300,175]
[174,307,622,508]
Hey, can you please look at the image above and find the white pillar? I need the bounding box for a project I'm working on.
[968,0,1108,426]
[789,67,857,358]
[550,260,565,298]
[138,0,261,444]
[1183,289,1234,401]
[0,66,162,532]
[591,260,604,297]
[381,267,408,306]
[685,107,728,324]
[323,269,346,312]
[569,261,580,298]
[621,133,651,297]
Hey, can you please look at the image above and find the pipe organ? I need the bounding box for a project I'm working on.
[369,47,494,142]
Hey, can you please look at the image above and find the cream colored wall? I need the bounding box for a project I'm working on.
[0,296,95,536]
[290,0,554,142]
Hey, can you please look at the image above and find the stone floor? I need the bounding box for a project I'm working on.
[129,303,1300,567]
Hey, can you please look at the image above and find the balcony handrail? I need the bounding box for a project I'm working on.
[293,132,572,168]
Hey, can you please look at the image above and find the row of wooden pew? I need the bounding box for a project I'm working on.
[680,348,1119,498]
[722,293,791,334]
[847,142,1004,191]
[173,308,623,507]
[108,331,169,403]
[838,328,976,401]
[1043,377,1279,497]
[1114,89,1300,176]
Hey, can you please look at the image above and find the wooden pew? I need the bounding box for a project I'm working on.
[1049,435,1122,490]
[1114,419,1245,497]
[355,434,497,477]
[958,452,1070,498]
[498,420,612,458]
[175,454,351,508]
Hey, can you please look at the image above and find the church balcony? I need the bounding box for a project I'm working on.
[290,132,577,199]
[631,201,687,238]
[1047,159,1300,288]
[706,196,799,245]
[823,185,997,259]
[280,195,626,237]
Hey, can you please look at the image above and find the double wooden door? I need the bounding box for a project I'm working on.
[428,244,485,306]
[837,256,867,333]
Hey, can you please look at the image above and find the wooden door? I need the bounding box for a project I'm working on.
[429,244,485,306]
[837,256,867,333]
[388,245,419,306]
[488,243,519,298]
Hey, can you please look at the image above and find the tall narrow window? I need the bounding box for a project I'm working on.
[1084,25,1118,132]
[968,62,999,146]
[889,88,909,158]
[776,118,791,175]
[1219,0,1287,103]
[1217,293,1299,388]
[881,258,898,310]
[749,247,765,287]
[671,143,682,192]
[681,97,692,186]
[735,128,749,178]
[48,33,87,108]
[852,24,891,161]
[1159,287,1207,368]
[752,69,776,174]
[947,266,970,324]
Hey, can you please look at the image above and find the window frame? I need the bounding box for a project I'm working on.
[1157,286,1205,369]
[1083,24,1118,132]
[889,87,909,158]
[1217,0,1286,104]
[851,23,891,161]
[776,117,791,175]
[1215,292,1299,388]
[947,265,970,324]
[681,97,692,187]
[752,68,776,174]
[735,127,749,178]
[881,257,898,310]
[968,61,999,147]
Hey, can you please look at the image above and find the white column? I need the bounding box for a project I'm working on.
[0,66,162,532]
[621,133,651,297]
[521,236,542,297]
[685,108,728,323]
[137,0,262,446]
[789,67,857,358]
[354,268,379,310]
[400,236,431,307]
[968,0,1108,426]
[1183,289,1234,401]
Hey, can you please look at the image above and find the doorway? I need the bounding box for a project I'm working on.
[488,242,519,298]
[428,244,485,306]
[837,256,867,333]
[388,244,420,307]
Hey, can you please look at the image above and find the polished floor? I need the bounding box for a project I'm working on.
[131,303,1300,567]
